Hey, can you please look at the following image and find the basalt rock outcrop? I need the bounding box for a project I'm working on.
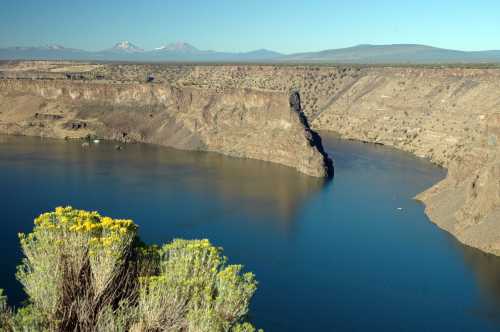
[311,67,500,255]
[1,62,500,256]
[145,63,498,256]
[0,79,332,177]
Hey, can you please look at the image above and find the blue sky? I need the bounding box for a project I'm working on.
[1,0,499,53]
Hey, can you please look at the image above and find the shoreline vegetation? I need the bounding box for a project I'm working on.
[0,207,261,332]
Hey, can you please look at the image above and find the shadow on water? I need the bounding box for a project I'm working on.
[316,131,500,331]
[457,242,500,323]
[2,133,500,332]
[0,135,326,223]
[0,135,325,304]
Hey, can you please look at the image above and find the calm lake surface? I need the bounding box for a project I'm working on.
[2,133,500,331]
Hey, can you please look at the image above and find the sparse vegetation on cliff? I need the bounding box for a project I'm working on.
[0,207,260,332]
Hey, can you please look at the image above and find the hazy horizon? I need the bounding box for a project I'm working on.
[1,0,500,53]
[3,42,500,55]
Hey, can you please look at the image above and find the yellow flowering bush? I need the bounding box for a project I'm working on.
[1,208,260,332]
[135,239,259,331]
[16,207,139,331]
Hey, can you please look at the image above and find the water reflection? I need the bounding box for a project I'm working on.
[0,135,325,229]
[3,134,500,331]
[459,242,500,321]
[320,132,500,320]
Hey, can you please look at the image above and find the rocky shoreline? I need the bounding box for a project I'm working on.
[310,67,500,256]
[0,79,332,178]
[1,61,499,256]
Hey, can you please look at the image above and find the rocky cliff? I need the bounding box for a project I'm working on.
[0,79,332,177]
[128,63,498,256]
[311,67,500,255]
[1,62,499,256]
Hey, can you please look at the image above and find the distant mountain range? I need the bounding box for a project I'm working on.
[1,42,500,64]
[285,44,500,64]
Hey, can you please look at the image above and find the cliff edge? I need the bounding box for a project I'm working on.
[2,62,499,256]
[0,79,332,178]
[311,67,500,255]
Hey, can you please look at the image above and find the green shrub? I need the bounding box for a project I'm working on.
[0,290,7,315]
[11,305,47,332]
[1,207,260,332]
[134,239,257,331]
[0,289,13,332]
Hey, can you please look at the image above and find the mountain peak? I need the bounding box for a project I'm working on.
[111,41,144,52]
[2,42,500,64]
[155,41,198,52]
[44,44,66,50]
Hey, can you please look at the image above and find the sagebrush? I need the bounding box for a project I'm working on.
[0,207,260,332]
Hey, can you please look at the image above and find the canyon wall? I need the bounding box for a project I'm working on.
[310,67,500,255]
[1,62,499,255]
[0,79,332,178]
[115,63,498,255]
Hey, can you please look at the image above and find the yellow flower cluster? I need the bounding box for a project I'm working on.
[165,239,219,253]
[34,206,136,235]
[89,233,124,252]
[27,207,138,251]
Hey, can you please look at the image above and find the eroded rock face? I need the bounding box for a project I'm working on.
[0,80,332,177]
[1,62,499,256]
[415,112,500,254]
[310,67,500,256]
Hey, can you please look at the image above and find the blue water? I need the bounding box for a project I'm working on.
[1,133,500,331]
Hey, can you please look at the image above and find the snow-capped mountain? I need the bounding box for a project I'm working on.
[4,41,500,64]
[4,44,81,51]
[44,44,69,50]
[0,40,285,61]
[154,42,199,53]
[0,44,87,60]
[108,41,144,53]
